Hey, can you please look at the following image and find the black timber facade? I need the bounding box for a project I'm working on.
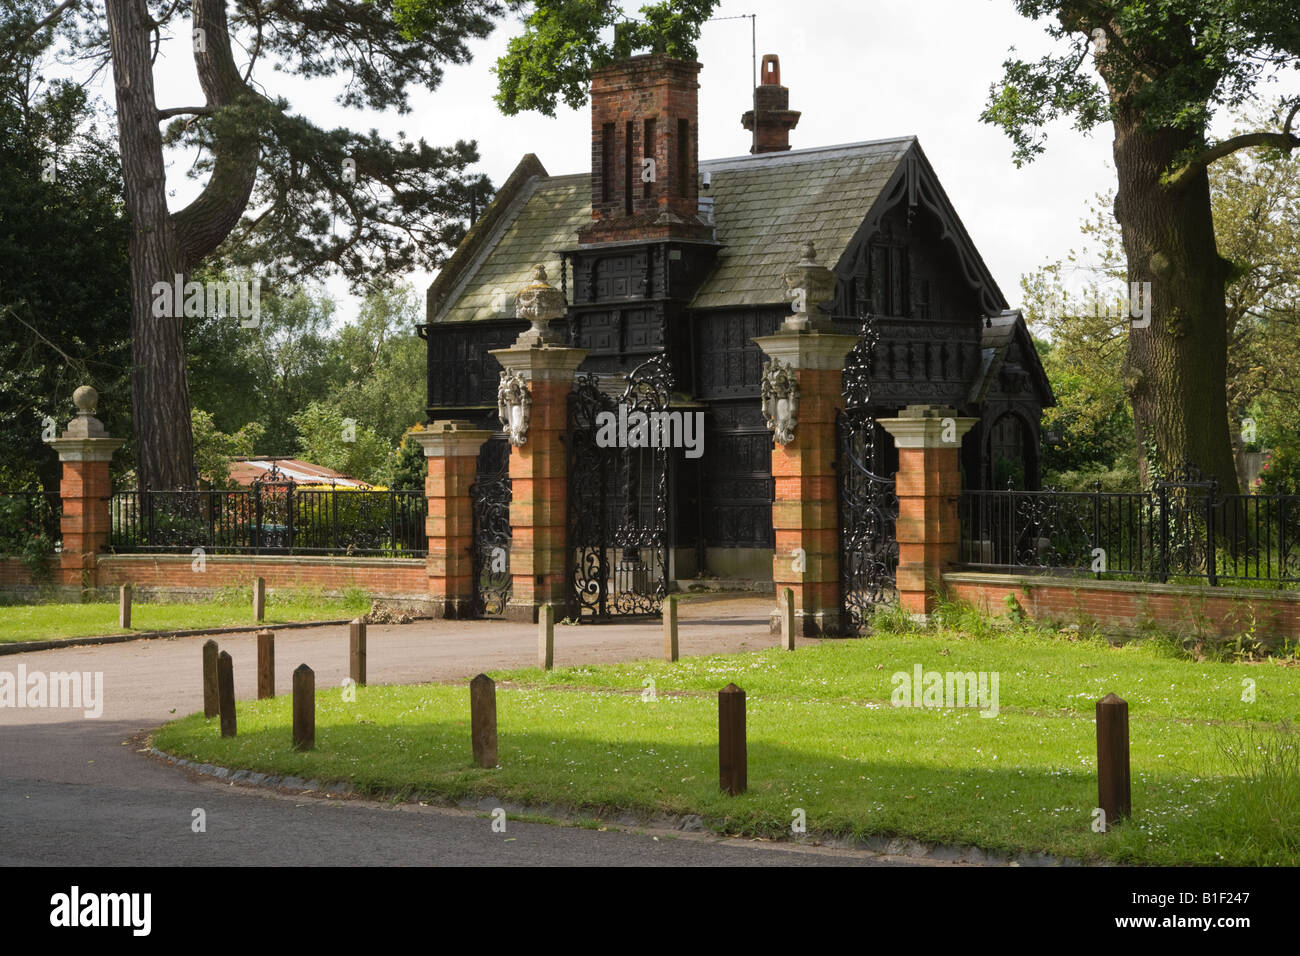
[420,137,1054,584]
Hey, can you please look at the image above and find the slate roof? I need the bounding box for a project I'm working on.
[428,137,916,323]
[966,310,1055,408]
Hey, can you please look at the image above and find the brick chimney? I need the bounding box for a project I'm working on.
[742,54,801,153]
[578,54,713,244]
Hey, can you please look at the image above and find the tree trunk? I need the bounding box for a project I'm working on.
[105,0,260,490]
[106,0,195,491]
[1111,110,1240,493]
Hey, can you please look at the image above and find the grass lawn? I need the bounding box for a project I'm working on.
[153,607,1300,865]
[0,587,370,643]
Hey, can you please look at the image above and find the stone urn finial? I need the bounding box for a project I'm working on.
[782,240,835,332]
[513,263,566,347]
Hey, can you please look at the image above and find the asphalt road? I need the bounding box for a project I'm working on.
[0,595,932,867]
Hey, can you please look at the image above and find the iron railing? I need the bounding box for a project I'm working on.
[960,480,1300,587]
[110,487,427,557]
[0,491,62,549]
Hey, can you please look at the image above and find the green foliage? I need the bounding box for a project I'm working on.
[290,402,393,485]
[188,279,343,455]
[489,0,721,116]
[154,623,1300,864]
[389,425,429,491]
[1022,210,1139,483]
[1025,124,1300,492]
[0,496,54,581]
[1255,444,1300,496]
[0,589,375,642]
[983,1,1300,167]
[188,279,428,483]
[191,409,265,489]
[325,283,427,448]
[1217,722,1300,855]
[1046,463,1141,493]
[0,0,131,490]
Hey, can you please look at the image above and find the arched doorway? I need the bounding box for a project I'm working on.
[985,412,1035,490]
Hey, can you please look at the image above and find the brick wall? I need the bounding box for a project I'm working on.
[944,571,1300,642]
[1,554,428,603]
[0,557,42,591]
[581,54,712,244]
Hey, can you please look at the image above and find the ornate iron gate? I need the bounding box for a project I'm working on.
[470,437,512,618]
[566,354,671,619]
[837,317,900,634]
[251,465,294,552]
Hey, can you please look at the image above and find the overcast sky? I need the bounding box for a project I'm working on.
[121,0,1285,324]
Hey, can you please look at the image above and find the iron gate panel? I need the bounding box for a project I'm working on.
[838,317,900,634]
[470,437,512,618]
[567,354,671,619]
[252,466,293,552]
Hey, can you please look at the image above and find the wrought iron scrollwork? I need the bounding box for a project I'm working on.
[838,315,899,634]
[470,439,512,617]
[566,354,671,619]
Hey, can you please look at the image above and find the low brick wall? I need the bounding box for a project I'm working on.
[944,571,1300,642]
[98,554,429,601]
[0,557,44,591]
[0,553,430,605]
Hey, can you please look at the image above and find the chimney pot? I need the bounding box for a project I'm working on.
[742,53,801,154]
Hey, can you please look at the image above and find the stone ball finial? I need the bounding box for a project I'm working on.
[800,241,817,264]
[73,385,98,415]
[531,264,547,283]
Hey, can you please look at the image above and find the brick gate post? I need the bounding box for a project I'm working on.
[754,243,857,637]
[490,266,588,622]
[878,405,978,620]
[48,386,124,594]
[412,421,494,619]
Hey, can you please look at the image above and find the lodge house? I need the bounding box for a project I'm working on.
[419,52,1053,620]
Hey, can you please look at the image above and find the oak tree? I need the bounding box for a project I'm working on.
[984,0,1300,491]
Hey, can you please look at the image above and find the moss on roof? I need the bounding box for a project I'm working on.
[430,138,915,322]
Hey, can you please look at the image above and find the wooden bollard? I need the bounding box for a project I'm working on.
[293,664,315,751]
[538,603,554,670]
[1096,693,1131,827]
[253,576,266,622]
[781,586,795,651]
[349,619,367,686]
[256,629,275,699]
[217,650,236,738]
[119,584,132,629]
[202,639,219,718]
[664,594,679,662]
[718,683,747,795]
[470,674,498,768]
